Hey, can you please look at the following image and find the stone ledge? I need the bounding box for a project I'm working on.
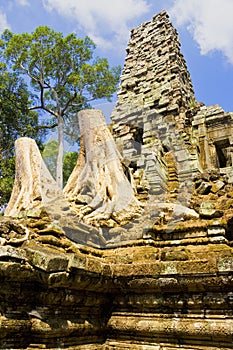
[25,243,69,272]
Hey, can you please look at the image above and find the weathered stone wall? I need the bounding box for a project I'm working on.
[0,215,233,349]
[193,104,233,178]
[114,11,195,111]
[111,11,200,202]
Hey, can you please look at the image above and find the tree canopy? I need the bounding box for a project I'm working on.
[0,64,43,208]
[1,26,121,188]
[0,64,40,156]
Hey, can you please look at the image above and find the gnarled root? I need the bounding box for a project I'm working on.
[64,109,142,227]
[5,137,62,217]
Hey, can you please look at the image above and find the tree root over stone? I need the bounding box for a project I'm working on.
[64,109,142,227]
[4,138,62,217]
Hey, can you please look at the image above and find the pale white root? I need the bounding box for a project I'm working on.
[64,109,142,226]
[5,137,62,217]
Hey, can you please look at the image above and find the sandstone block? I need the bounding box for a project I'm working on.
[25,244,69,272]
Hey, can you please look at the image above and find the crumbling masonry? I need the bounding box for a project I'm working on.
[111,11,233,202]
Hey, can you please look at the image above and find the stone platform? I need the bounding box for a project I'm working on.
[0,214,233,349]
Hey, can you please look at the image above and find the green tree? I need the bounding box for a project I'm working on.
[0,64,40,156]
[1,26,121,188]
[0,64,43,207]
[0,155,15,210]
[63,151,78,185]
[42,139,78,185]
[42,139,58,179]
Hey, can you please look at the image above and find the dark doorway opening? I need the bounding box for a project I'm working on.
[133,126,144,154]
[215,139,231,168]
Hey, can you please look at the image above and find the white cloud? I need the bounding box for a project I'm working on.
[169,0,233,64]
[42,0,150,51]
[0,8,10,32]
[16,0,30,6]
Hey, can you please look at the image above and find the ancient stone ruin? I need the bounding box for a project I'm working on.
[1,10,233,350]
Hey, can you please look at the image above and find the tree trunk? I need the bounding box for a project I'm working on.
[56,114,64,189]
[5,137,62,217]
[64,109,142,227]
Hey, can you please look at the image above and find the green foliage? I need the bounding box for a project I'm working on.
[63,151,78,185]
[42,139,58,179]
[0,65,41,154]
[0,65,44,207]
[0,155,15,208]
[1,26,121,122]
[1,26,121,187]
[42,139,78,184]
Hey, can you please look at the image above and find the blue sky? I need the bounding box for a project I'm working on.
[1,0,233,117]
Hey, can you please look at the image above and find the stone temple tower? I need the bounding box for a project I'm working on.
[111,11,203,202]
